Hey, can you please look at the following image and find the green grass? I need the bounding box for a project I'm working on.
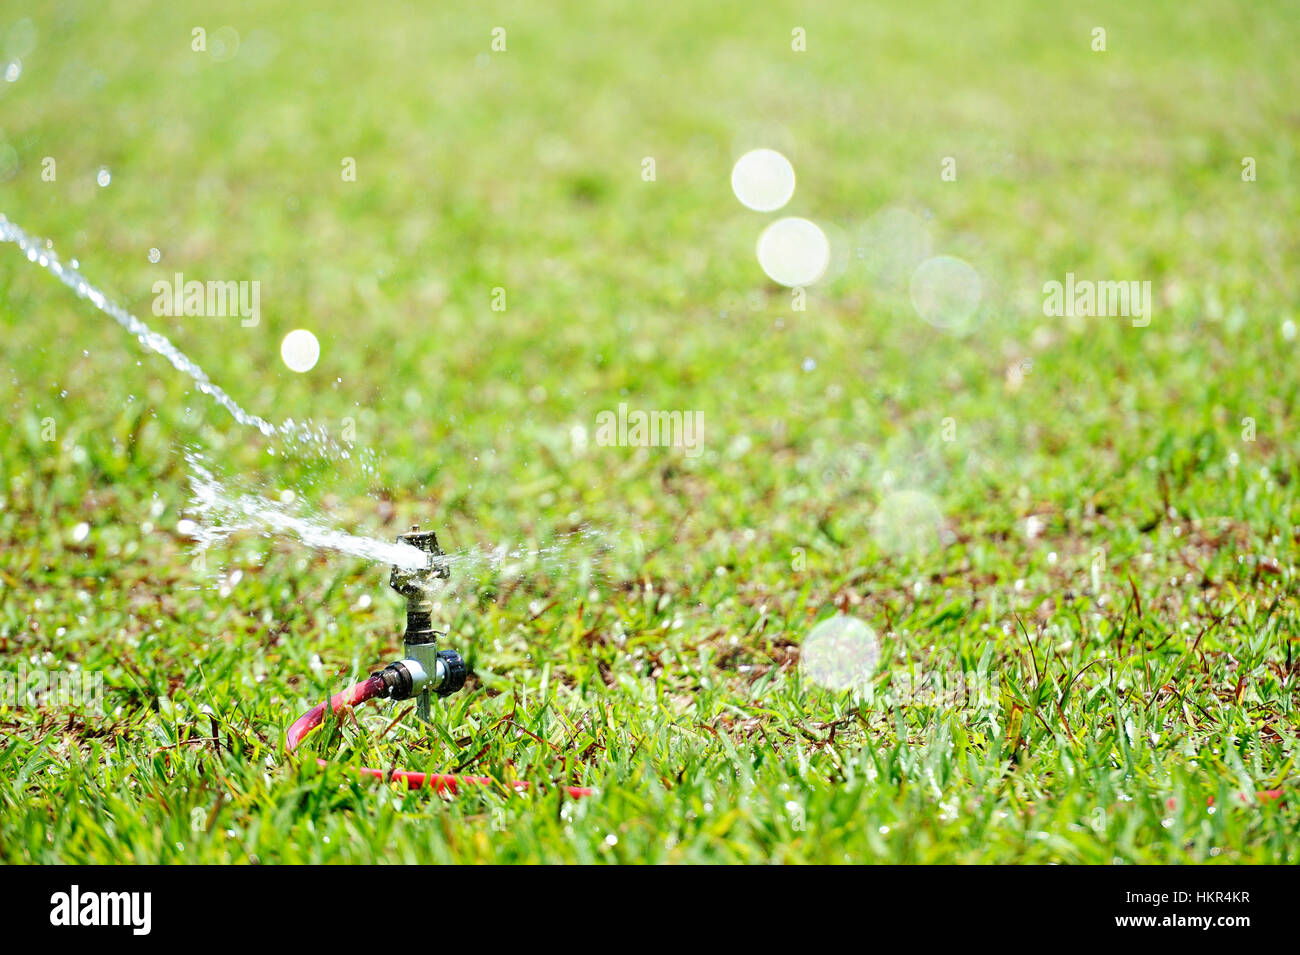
[1,0,1298,863]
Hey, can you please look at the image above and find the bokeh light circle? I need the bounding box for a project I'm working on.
[909,255,981,330]
[210,27,241,63]
[870,489,944,555]
[280,329,320,373]
[731,148,796,212]
[800,614,881,692]
[855,206,933,294]
[756,217,830,287]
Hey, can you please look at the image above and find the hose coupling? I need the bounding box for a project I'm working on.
[377,652,466,702]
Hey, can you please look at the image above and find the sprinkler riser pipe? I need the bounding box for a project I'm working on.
[389,525,466,722]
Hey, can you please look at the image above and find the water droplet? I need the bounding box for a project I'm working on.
[148,248,161,264]
[96,167,112,188]
[4,60,21,83]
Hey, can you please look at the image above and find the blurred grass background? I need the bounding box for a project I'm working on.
[0,0,1297,862]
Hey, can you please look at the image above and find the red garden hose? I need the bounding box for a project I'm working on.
[286,674,594,799]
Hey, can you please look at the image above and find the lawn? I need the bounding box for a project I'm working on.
[0,0,1297,863]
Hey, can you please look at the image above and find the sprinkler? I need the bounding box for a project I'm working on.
[284,522,592,799]
[388,525,465,723]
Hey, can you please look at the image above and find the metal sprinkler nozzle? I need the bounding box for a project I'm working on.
[388,525,465,722]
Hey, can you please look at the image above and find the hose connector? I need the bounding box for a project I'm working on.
[377,653,467,702]
[376,659,429,700]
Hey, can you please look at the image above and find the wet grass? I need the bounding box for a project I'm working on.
[0,0,1298,862]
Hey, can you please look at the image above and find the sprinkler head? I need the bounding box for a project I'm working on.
[390,525,451,610]
[389,524,464,722]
